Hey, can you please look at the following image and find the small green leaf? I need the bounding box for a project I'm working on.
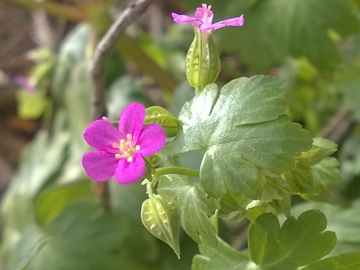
[166,76,312,199]
[301,252,360,270]
[192,237,256,270]
[249,210,336,269]
[146,153,162,167]
[141,194,180,258]
[158,160,217,246]
[218,194,249,222]
[283,138,340,203]
[297,138,338,166]
[145,106,180,137]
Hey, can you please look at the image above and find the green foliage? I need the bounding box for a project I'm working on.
[29,200,158,270]
[35,180,96,226]
[158,156,217,247]
[283,138,341,202]
[166,76,312,199]
[285,201,360,259]
[301,252,360,270]
[193,210,348,270]
[192,238,254,270]
[51,23,92,104]
[219,0,360,71]
[249,210,336,269]
[4,1,360,269]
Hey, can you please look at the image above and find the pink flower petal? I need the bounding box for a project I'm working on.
[82,151,117,181]
[114,154,145,184]
[118,103,145,143]
[172,13,198,24]
[206,15,244,31]
[137,123,166,156]
[172,5,244,33]
[83,119,120,153]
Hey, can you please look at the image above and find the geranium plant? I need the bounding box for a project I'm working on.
[79,4,360,269]
[2,1,360,270]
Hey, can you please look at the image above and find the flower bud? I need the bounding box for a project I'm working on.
[186,28,221,93]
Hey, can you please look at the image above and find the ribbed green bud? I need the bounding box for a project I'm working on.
[141,195,180,258]
[145,106,180,138]
[186,28,221,94]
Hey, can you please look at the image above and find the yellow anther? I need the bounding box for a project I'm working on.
[115,154,122,159]
[125,142,130,146]
[135,145,141,151]
[126,134,132,140]
[119,139,125,151]
[127,157,133,162]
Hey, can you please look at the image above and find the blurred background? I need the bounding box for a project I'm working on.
[1,0,360,269]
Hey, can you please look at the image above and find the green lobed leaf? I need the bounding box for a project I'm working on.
[158,156,217,246]
[192,238,257,270]
[248,210,336,269]
[141,194,181,258]
[165,76,312,199]
[288,200,360,256]
[301,252,360,270]
[219,0,360,71]
[145,106,180,137]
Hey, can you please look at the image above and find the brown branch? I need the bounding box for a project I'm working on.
[90,0,157,121]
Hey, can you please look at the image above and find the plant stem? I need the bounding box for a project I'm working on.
[155,166,200,178]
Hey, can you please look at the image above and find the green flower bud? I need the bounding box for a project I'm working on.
[186,28,221,94]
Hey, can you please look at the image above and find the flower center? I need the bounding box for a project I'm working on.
[113,134,141,162]
[202,4,211,22]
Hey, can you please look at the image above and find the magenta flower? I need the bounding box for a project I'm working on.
[172,4,244,33]
[82,102,166,184]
